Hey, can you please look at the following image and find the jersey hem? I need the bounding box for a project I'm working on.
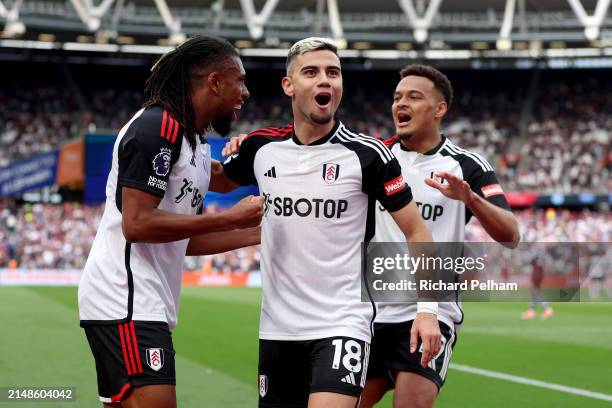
[374,314,458,330]
[80,314,168,326]
[259,330,371,343]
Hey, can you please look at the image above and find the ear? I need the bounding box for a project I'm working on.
[434,100,447,119]
[207,72,222,95]
[281,76,294,97]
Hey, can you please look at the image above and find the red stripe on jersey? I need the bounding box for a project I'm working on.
[123,323,138,375]
[118,324,132,375]
[161,111,168,139]
[110,383,132,402]
[166,117,175,142]
[244,125,293,142]
[129,321,143,373]
[382,135,398,148]
[170,118,179,144]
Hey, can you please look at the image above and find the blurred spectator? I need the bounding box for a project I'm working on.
[1,203,608,270]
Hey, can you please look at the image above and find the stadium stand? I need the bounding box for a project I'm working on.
[0,203,608,270]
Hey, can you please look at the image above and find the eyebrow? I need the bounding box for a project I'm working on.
[300,65,341,72]
[394,89,425,97]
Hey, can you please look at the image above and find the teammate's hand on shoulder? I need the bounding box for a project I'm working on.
[410,312,442,369]
[424,171,476,204]
[221,134,248,157]
[227,195,264,229]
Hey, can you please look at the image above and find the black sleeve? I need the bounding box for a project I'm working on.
[466,168,510,210]
[364,155,413,212]
[118,109,182,198]
[221,136,258,186]
[464,163,511,223]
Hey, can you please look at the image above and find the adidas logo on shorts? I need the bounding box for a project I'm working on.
[340,372,356,386]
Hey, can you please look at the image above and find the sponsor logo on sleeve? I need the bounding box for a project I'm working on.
[481,184,504,198]
[384,175,406,196]
[147,175,168,191]
[152,147,172,177]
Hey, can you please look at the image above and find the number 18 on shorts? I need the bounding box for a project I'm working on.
[258,337,370,407]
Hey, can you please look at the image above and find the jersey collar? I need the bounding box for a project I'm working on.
[291,118,340,146]
[399,134,447,155]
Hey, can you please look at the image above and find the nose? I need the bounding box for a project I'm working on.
[242,85,250,101]
[317,73,331,87]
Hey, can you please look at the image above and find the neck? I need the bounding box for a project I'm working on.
[293,113,335,145]
[192,94,216,131]
[400,126,441,154]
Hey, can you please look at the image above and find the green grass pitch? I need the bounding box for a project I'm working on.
[0,286,611,407]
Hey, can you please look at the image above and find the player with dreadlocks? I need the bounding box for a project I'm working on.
[78,35,263,408]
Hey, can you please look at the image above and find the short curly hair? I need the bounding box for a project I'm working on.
[399,64,453,110]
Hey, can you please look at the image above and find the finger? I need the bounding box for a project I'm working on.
[436,171,455,181]
[410,328,418,353]
[437,172,463,186]
[252,196,265,204]
[424,178,444,191]
[420,336,432,368]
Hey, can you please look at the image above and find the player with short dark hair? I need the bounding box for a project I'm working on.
[78,35,263,408]
[360,64,520,408]
[214,38,438,408]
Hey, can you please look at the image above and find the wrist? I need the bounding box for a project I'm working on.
[464,190,479,207]
[210,211,236,232]
[417,301,438,315]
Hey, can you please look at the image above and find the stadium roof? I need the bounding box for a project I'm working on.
[0,0,611,68]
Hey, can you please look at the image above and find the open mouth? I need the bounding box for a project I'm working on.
[314,93,332,108]
[232,103,243,120]
[397,112,412,126]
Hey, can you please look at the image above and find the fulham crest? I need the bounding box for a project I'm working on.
[146,348,164,371]
[322,163,340,184]
[259,375,268,397]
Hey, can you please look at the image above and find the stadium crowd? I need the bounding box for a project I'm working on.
[0,74,609,192]
[0,202,609,271]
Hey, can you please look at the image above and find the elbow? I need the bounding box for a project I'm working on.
[500,224,521,249]
[122,219,144,243]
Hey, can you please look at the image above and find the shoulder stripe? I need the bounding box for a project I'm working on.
[245,125,293,141]
[336,130,391,164]
[160,110,179,144]
[161,111,168,140]
[167,116,175,142]
[336,126,394,163]
[382,135,399,148]
[444,142,493,172]
[171,118,179,143]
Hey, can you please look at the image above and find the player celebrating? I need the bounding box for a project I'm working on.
[78,36,263,408]
[214,38,438,408]
[360,65,520,408]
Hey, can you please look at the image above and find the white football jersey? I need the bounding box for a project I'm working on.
[374,135,510,329]
[223,121,413,342]
[78,106,211,330]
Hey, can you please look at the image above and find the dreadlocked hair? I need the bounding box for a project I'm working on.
[144,35,239,150]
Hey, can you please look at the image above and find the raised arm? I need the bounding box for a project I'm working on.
[186,226,260,255]
[209,159,241,193]
[122,189,263,243]
[425,171,520,248]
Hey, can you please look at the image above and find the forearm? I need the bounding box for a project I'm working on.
[124,209,235,243]
[404,219,436,310]
[209,160,240,193]
[186,226,261,256]
[466,194,520,247]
